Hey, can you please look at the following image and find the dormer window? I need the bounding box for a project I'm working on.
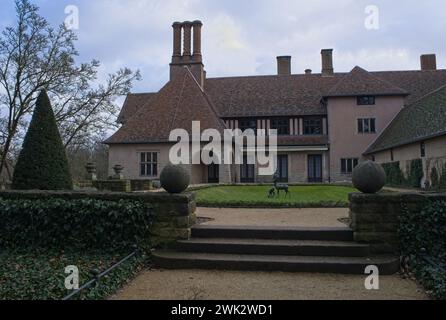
[357,96,376,105]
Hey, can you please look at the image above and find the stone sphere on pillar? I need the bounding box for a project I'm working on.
[160,165,191,194]
[352,161,387,194]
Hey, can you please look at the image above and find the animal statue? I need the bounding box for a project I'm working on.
[274,181,290,197]
[266,171,291,198]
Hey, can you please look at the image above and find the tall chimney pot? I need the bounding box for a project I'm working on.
[420,54,437,70]
[277,56,292,75]
[192,20,203,62]
[321,49,334,76]
[183,21,193,58]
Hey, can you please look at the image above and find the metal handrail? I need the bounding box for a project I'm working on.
[62,245,140,301]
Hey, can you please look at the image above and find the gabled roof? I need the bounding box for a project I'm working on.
[365,85,446,154]
[106,67,226,144]
[325,66,408,97]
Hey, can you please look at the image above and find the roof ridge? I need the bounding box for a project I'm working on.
[169,69,189,134]
[404,83,446,107]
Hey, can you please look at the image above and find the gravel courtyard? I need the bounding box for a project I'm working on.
[111,269,428,300]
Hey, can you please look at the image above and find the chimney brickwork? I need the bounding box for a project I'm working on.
[420,54,437,71]
[277,56,292,75]
[170,20,205,88]
[321,49,334,76]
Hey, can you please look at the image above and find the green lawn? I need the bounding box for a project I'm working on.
[195,185,357,208]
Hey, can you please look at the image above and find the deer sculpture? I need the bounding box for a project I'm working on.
[268,172,291,198]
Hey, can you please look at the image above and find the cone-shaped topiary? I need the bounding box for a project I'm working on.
[12,90,73,190]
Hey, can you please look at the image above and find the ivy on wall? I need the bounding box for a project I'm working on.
[399,200,446,299]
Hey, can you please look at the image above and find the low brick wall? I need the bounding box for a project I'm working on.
[349,192,446,254]
[0,190,196,246]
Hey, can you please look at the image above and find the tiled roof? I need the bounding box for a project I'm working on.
[106,67,226,144]
[325,66,408,97]
[118,69,446,122]
[204,74,341,117]
[117,93,157,124]
[365,85,446,154]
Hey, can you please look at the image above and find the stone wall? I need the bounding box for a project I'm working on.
[0,190,196,246]
[349,192,446,254]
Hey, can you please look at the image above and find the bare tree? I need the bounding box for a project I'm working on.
[0,0,140,179]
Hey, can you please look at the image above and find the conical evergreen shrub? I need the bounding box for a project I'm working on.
[12,90,73,190]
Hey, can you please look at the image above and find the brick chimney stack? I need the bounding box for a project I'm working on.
[321,49,334,76]
[277,56,292,75]
[420,54,437,71]
[170,20,205,88]
[192,20,203,62]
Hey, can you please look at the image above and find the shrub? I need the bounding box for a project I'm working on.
[407,159,424,188]
[431,167,440,190]
[399,200,446,299]
[382,162,406,186]
[12,90,72,190]
[0,198,154,252]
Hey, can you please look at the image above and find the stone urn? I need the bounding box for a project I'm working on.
[113,164,125,180]
[352,161,387,194]
[85,162,97,181]
[160,165,190,194]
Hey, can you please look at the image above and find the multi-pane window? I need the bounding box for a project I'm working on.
[140,152,158,177]
[271,118,290,136]
[239,119,257,133]
[341,158,359,174]
[357,96,376,105]
[358,118,376,134]
[303,117,323,135]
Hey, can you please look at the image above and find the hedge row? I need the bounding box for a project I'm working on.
[0,198,155,252]
[400,200,446,299]
[382,159,423,188]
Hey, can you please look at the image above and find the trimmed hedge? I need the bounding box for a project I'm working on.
[400,200,446,299]
[12,90,72,190]
[407,159,423,188]
[0,198,154,252]
[382,162,405,186]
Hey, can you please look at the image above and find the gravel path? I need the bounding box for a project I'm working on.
[196,207,349,227]
[111,269,428,300]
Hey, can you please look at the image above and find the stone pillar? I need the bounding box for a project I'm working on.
[150,193,197,246]
[192,20,203,62]
[348,193,426,254]
[172,22,182,63]
[183,21,192,59]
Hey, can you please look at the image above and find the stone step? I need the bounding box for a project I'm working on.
[192,225,354,241]
[175,238,370,257]
[152,251,400,275]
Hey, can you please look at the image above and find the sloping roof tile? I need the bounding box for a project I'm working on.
[325,66,408,97]
[106,67,226,144]
[365,85,446,154]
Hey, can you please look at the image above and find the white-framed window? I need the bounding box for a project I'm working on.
[341,158,359,174]
[140,152,158,177]
[358,118,376,134]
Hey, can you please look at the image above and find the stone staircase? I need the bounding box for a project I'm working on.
[152,225,400,275]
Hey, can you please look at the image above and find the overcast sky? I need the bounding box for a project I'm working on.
[1,0,446,94]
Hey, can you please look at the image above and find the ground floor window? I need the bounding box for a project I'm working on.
[341,158,359,174]
[276,155,289,182]
[140,152,158,177]
[308,154,323,183]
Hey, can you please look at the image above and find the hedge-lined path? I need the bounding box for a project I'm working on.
[111,269,428,300]
[196,207,349,228]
